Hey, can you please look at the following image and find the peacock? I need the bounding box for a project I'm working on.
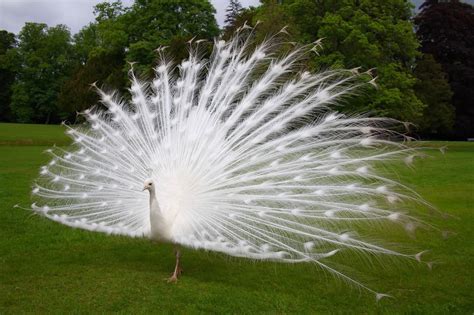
[29,29,437,299]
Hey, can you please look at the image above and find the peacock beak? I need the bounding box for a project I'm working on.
[142,186,147,191]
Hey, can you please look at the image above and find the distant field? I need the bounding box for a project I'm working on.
[0,123,70,145]
[0,123,473,313]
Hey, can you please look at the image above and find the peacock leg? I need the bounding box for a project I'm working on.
[166,247,182,283]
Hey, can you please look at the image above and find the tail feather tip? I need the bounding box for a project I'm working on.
[375,293,393,302]
[415,250,429,262]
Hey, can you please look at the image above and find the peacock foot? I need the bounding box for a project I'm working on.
[166,275,179,283]
[166,266,183,283]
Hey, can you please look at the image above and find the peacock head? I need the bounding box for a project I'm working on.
[142,178,155,192]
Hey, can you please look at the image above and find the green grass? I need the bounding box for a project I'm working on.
[0,123,70,145]
[0,123,473,313]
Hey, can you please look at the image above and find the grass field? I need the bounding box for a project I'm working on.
[0,123,71,146]
[0,123,473,314]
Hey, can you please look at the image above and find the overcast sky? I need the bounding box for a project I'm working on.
[1,0,473,35]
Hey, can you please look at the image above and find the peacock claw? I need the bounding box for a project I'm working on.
[166,266,183,283]
[166,275,178,283]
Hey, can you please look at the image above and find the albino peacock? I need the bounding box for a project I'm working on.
[30,30,437,299]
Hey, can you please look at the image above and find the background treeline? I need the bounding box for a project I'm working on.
[0,0,472,139]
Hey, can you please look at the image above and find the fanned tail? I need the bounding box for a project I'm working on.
[31,28,437,299]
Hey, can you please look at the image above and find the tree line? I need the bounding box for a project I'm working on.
[0,0,472,139]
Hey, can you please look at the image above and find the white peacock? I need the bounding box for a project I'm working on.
[30,30,437,299]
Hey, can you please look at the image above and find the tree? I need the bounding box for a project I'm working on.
[92,1,129,55]
[413,54,454,137]
[124,0,219,75]
[222,6,258,40]
[57,0,220,122]
[415,0,474,138]
[224,0,243,29]
[255,0,293,39]
[9,23,74,123]
[76,0,219,77]
[73,1,129,65]
[93,0,128,22]
[73,23,101,64]
[252,0,425,122]
[58,50,126,121]
[0,30,17,121]
[57,1,133,122]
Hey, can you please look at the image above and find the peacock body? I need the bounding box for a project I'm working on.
[31,31,433,298]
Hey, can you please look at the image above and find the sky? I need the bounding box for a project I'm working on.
[1,0,473,35]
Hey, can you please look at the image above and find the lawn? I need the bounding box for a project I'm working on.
[0,123,70,146]
[0,123,473,314]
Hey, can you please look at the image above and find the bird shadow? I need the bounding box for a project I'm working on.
[72,238,323,296]
[115,242,331,296]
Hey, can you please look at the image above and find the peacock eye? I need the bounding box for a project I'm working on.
[149,183,152,186]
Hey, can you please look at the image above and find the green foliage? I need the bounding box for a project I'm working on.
[251,0,424,121]
[8,23,74,123]
[59,6,130,120]
[415,0,474,139]
[0,30,17,121]
[93,0,128,22]
[0,0,466,139]
[413,54,454,137]
[222,6,258,40]
[124,0,219,74]
[73,23,101,63]
[254,0,292,40]
[57,51,126,121]
[57,0,220,116]
[9,83,32,123]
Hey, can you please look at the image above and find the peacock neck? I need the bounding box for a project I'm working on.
[148,188,172,241]
[148,189,161,215]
